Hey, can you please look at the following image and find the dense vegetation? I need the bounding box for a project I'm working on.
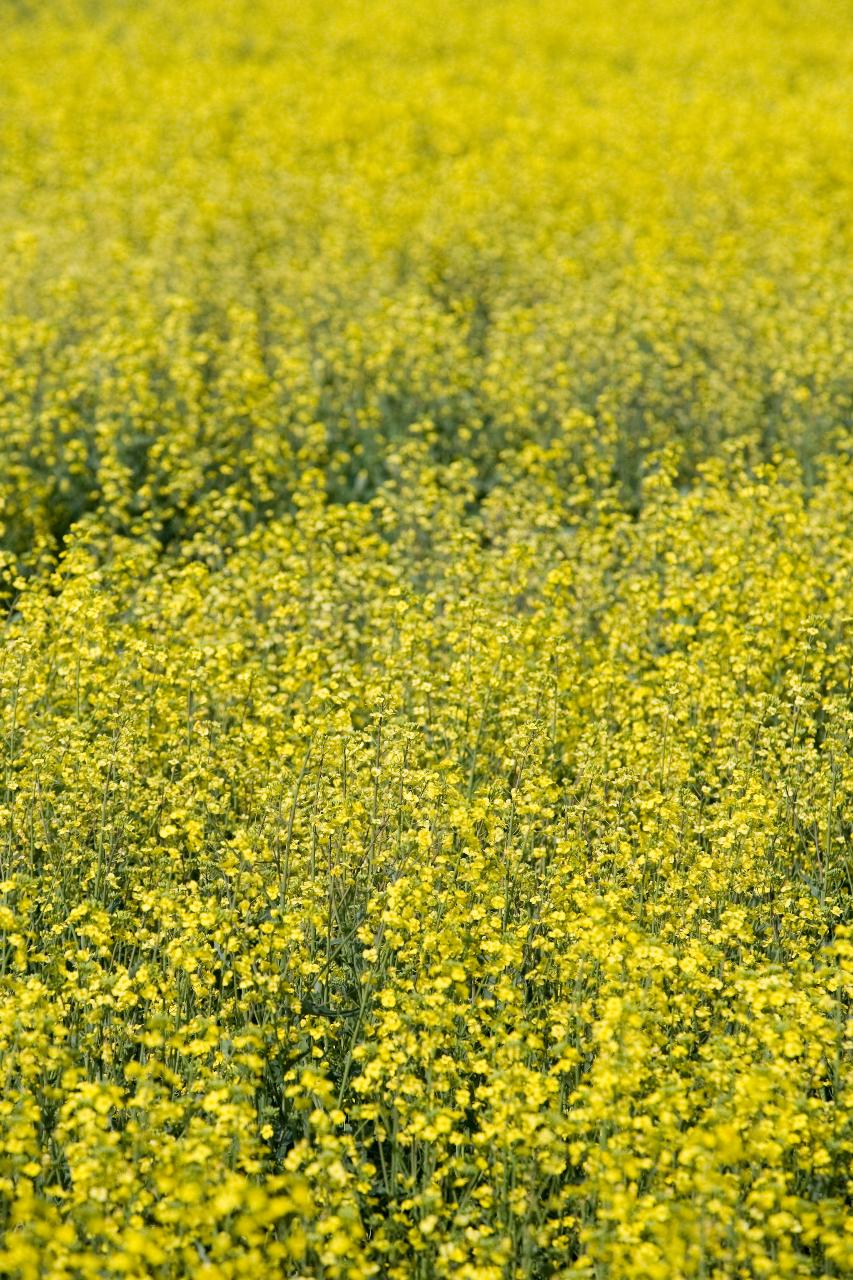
[0,1,851,1277]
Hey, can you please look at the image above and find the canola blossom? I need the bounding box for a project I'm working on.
[0,1,851,1277]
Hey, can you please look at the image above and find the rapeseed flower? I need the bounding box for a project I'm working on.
[0,0,850,1276]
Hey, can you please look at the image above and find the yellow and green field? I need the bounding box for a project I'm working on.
[0,1,851,1276]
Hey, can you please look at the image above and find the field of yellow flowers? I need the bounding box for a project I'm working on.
[1,1,851,1277]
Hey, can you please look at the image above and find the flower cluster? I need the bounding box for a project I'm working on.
[0,1,851,1277]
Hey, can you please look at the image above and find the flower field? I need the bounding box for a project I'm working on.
[0,1,851,1276]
